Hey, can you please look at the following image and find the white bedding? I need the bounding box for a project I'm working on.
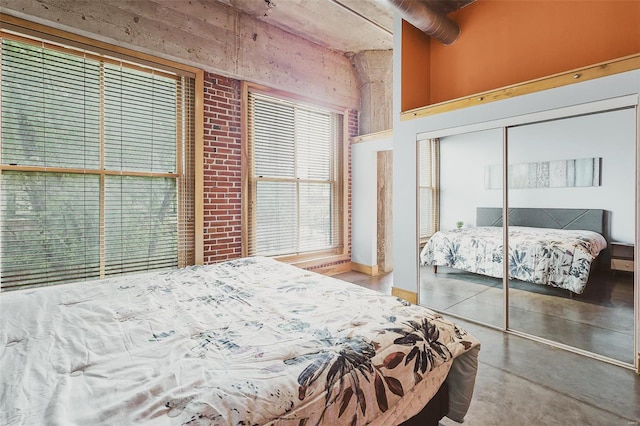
[420,226,607,294]
[0,256,480,425]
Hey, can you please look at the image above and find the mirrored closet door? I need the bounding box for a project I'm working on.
[418,129,503,328]
[506,108,636,364]
[417,104,638,367]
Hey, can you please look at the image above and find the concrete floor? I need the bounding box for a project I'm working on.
[420,266,635,365]
[334,270,640,425]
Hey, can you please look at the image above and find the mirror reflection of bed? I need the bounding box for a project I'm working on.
[418,108,636,366]
[420,264,633,362]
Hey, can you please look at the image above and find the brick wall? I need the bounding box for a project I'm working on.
[202,71,357,270]
[202,73,243,264]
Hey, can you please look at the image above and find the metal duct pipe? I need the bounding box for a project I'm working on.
[384,0,460,45]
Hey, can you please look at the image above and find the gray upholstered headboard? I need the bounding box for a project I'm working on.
[476,207,606,237]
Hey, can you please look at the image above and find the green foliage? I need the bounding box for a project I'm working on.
[1,39,180,288]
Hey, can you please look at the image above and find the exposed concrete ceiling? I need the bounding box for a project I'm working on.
[215,0,475,54]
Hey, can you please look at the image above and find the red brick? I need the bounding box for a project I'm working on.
[201,71,354,267]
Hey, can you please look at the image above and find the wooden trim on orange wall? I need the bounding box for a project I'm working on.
[401,53,640,122]
[431,1,640,105]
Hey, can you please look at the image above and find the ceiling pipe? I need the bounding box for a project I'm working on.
[383,0,460,45]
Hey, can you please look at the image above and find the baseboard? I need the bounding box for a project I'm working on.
[351,262,379,276]
[391,287,417,304]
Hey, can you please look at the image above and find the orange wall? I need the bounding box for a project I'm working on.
[404,0,640,109]
[401,20,431,112]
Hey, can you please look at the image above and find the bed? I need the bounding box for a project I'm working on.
[420,208,608,294]
[0,256,480,425]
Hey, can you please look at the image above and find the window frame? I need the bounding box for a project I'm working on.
[418,138,440,247]
[241,83,349,267]
[0,14,205,289]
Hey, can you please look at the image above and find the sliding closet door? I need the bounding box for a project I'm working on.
[418,129,504,328]
[506,109,636,365]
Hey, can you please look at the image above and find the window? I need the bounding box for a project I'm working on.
[419,138,440,242]
[244,89,345,261]
[0,28,198,290]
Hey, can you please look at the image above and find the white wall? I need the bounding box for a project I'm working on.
[351,137,393,267]
[438,129,503,230]
[508,109,635,243]
[437,109,636,243]
[392,14,419,293]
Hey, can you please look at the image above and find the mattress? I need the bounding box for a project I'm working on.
[420,226,607,294]
[0,256,480,425]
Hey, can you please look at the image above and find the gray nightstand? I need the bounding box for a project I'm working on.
[610,242,634,273]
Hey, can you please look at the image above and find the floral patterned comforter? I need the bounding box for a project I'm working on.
[420,226,607,294]
[0,256,480,425]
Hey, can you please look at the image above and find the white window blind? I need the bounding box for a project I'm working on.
[247,91,343,258]
[0,36,196,289]
[419,138,440,239]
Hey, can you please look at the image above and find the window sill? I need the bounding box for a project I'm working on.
[277,253,351,275]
